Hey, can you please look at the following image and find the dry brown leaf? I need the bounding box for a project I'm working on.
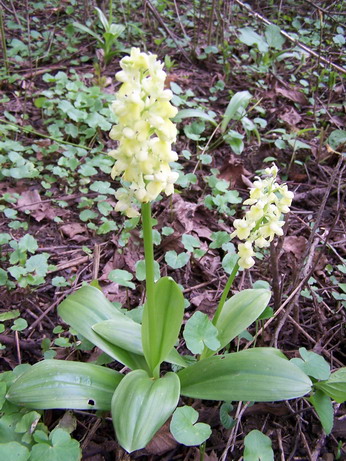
[218,157,251,188]
[190,291,216,316]
[60,223,88,241]
[144,421,178,455]
[171,195,213,239]
[17,189,59,222]
[279,107,302,126]
[275,85,308,105]
[283,236,307,260]
[191,448,218,461]
[102,283,128,305]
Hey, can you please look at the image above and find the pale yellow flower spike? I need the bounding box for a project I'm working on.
[109,48,179,217]
[231,164,294,269]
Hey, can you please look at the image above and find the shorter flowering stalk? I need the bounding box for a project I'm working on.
[231,164,294,270]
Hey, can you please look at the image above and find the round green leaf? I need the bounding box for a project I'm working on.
[291,347,330,381]
[108,269,135,289]
[11,318,28,331]
[244,430,274,461]
[170,406,211,446]
[165,250,190,269]
[183,311,220,355]
[0,442,30,461]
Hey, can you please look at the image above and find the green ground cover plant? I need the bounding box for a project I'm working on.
[2,49,345,458]
[0,1,345,459]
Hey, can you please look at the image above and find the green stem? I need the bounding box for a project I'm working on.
[141,202,158,377]
[0,118,92,150]
[0,8,9,76]
[212,261,239,326]
[199,259,239,361]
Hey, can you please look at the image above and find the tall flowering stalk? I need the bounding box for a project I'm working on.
[109,48,180,377]
[109,47,179,218]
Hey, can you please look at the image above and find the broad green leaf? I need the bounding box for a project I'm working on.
[0,442,29,461]
[244,430,274,461]
[179,348,312,401]
[72,22,102,42]
[315,368,346,403]
[238,27,269,53]
[203,289,270,358]
[221,91,252,132]
[95,7,109,30]
[170,406,211,446]
[183,312,220,355]
[92,318,143,355]
[290,347,330,380]
[142,277,185,374]
[111,369,180,453]
[264,24,285,50]
[7,360,123,411]
[173,109,217,125]
[309,390,333,435]
[92,317,187,369]
[58,285,147,370]
[30,428,81,461]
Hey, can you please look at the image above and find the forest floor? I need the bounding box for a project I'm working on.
[0,0,345,460]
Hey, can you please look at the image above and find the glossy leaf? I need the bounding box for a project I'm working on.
[142,277,185,375]
[309,390,333,435]
[58,285,147,370]
[315,368,346,403]
[179,348,312,402]
[203,289,270,358]
[6,360,123,411]
[92,317,143,355]
[170,406,211,446]
[111,369,180,453]
[92,318,187,368]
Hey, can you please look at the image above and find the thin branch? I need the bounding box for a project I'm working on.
[233,0,346,75]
